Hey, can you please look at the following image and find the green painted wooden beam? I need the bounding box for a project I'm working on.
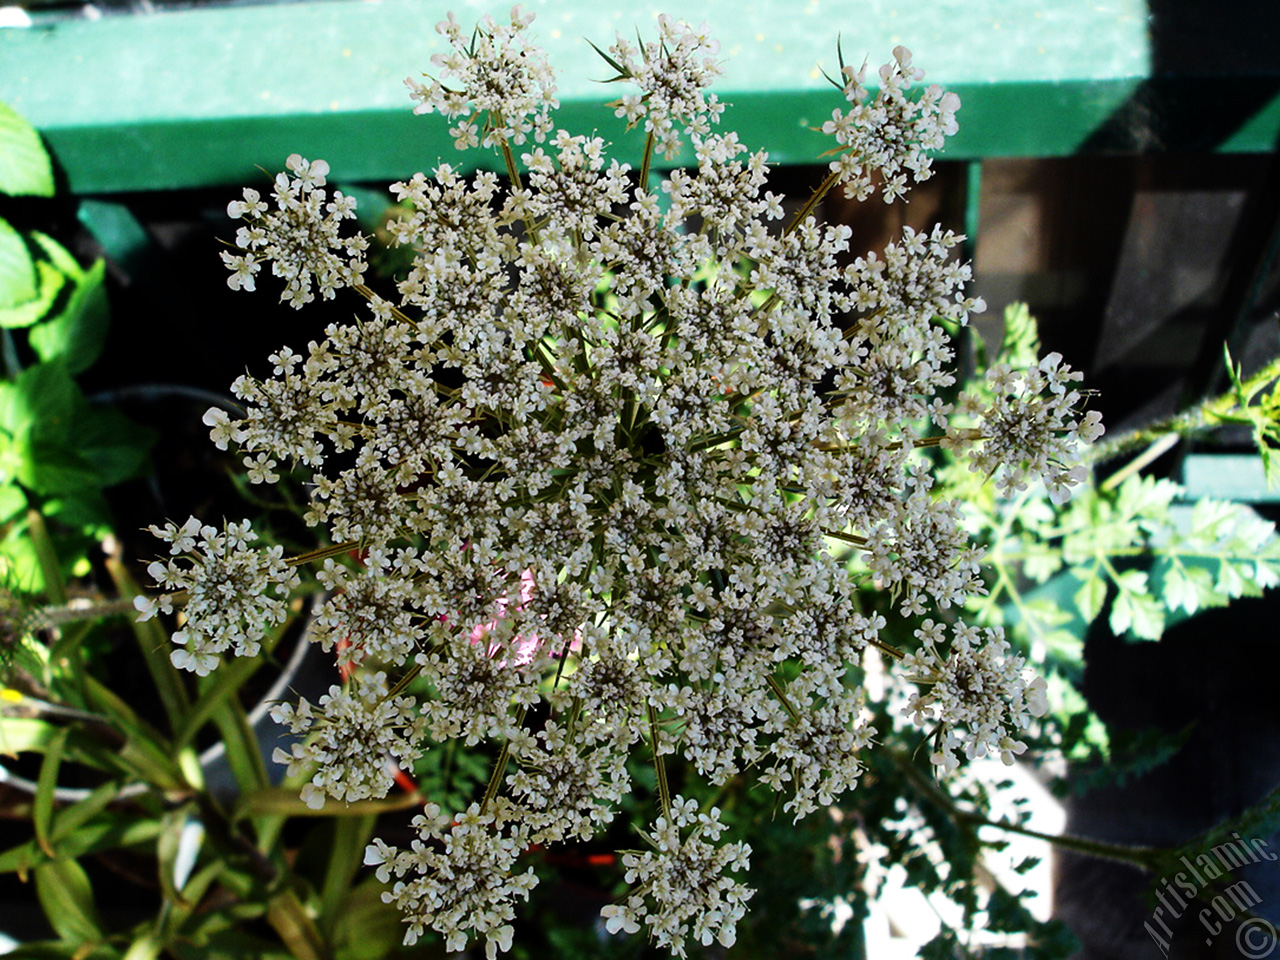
[1180,453,1280,503]
[0,0,1253,196]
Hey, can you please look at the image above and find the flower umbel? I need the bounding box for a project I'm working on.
[613,797,753,956]
[138,11,1103,957]
[902,619,1049,773]
[136,518,298,677]
[222,153,369,308]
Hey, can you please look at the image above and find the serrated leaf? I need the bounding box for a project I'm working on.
[0,102,54,198]
[0,217,37,311]
[0,258,65,329]
[999,301,1041,367]
[66,401,154,487]
[1115,474,1180,521]
[1073,573,1106,622]
[1110,588,1165,640]
[12,359,77,438]
[1218,560,1246,597]
[1113,568,1149,594]
[1160,563,1216,614]
[30,259,109,374]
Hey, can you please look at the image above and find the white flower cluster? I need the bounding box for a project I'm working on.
[270,671,426,809]
[603,797,752,956]
[405,6,558,149]
[136,11,1104,956]
[222,154,368,308]
[135,518,298,676]
[902,619,1050,773]
[606,14,725,158]
[363,803,537,958]
[952,351,1107,503]
[821,45,961,202]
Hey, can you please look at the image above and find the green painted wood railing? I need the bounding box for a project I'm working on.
[0,0,1200,194]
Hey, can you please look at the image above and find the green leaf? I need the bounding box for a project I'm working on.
[41,488,113,531]
[0,481,27,522]
[156,805,200,907]
[79,673,185,790]
[329,879,414,960]
[1160,563,1217,615]
[0,217,37,311]
[30,259,109,374]
[49,780,125,844]
[67,401,154,487]
[0,808,166,875]
[210,693,269,797]
[0,258,66,330]
[105,557,189,735]
[0,942,123,959]
[0,102,54,198]
[1110,584,1165,640]
[1073,572,1107,623]
[30,232,84,283]
[12,359,77,439]
[0,716,60,754]
[999,301,1041,368]
[34,858,105,943]
[15,435,100,497]
[33,726,69,856]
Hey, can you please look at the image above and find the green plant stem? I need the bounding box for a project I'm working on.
[765,674,800,721]
[892,749,1163,871]
[785,168,841,238]
[1090,352,1280,470]
[481,705,527,813]
[638,131,656,190]
[1098,432,1180,493]
[648,702,671,820]
[36,598,137,626]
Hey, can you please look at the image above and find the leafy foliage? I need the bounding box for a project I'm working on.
[0,103,154,592]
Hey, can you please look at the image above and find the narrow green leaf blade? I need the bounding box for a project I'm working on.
[34,857,105,943]
[33,726,69,856]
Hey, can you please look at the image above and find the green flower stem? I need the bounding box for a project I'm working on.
[765,674,800,721]
[648,701,671,820]
[498,134,524,194]
[1098,432,1180,493]
[382,662,423,703]
[784,167,842,239]
[892,749,1163,871]
[286,540,363,568]
[481,705,527,813]
[638,131,656,192]
[36,598,137,626]
[1090,352,1280,470]
[533,338,567,394]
